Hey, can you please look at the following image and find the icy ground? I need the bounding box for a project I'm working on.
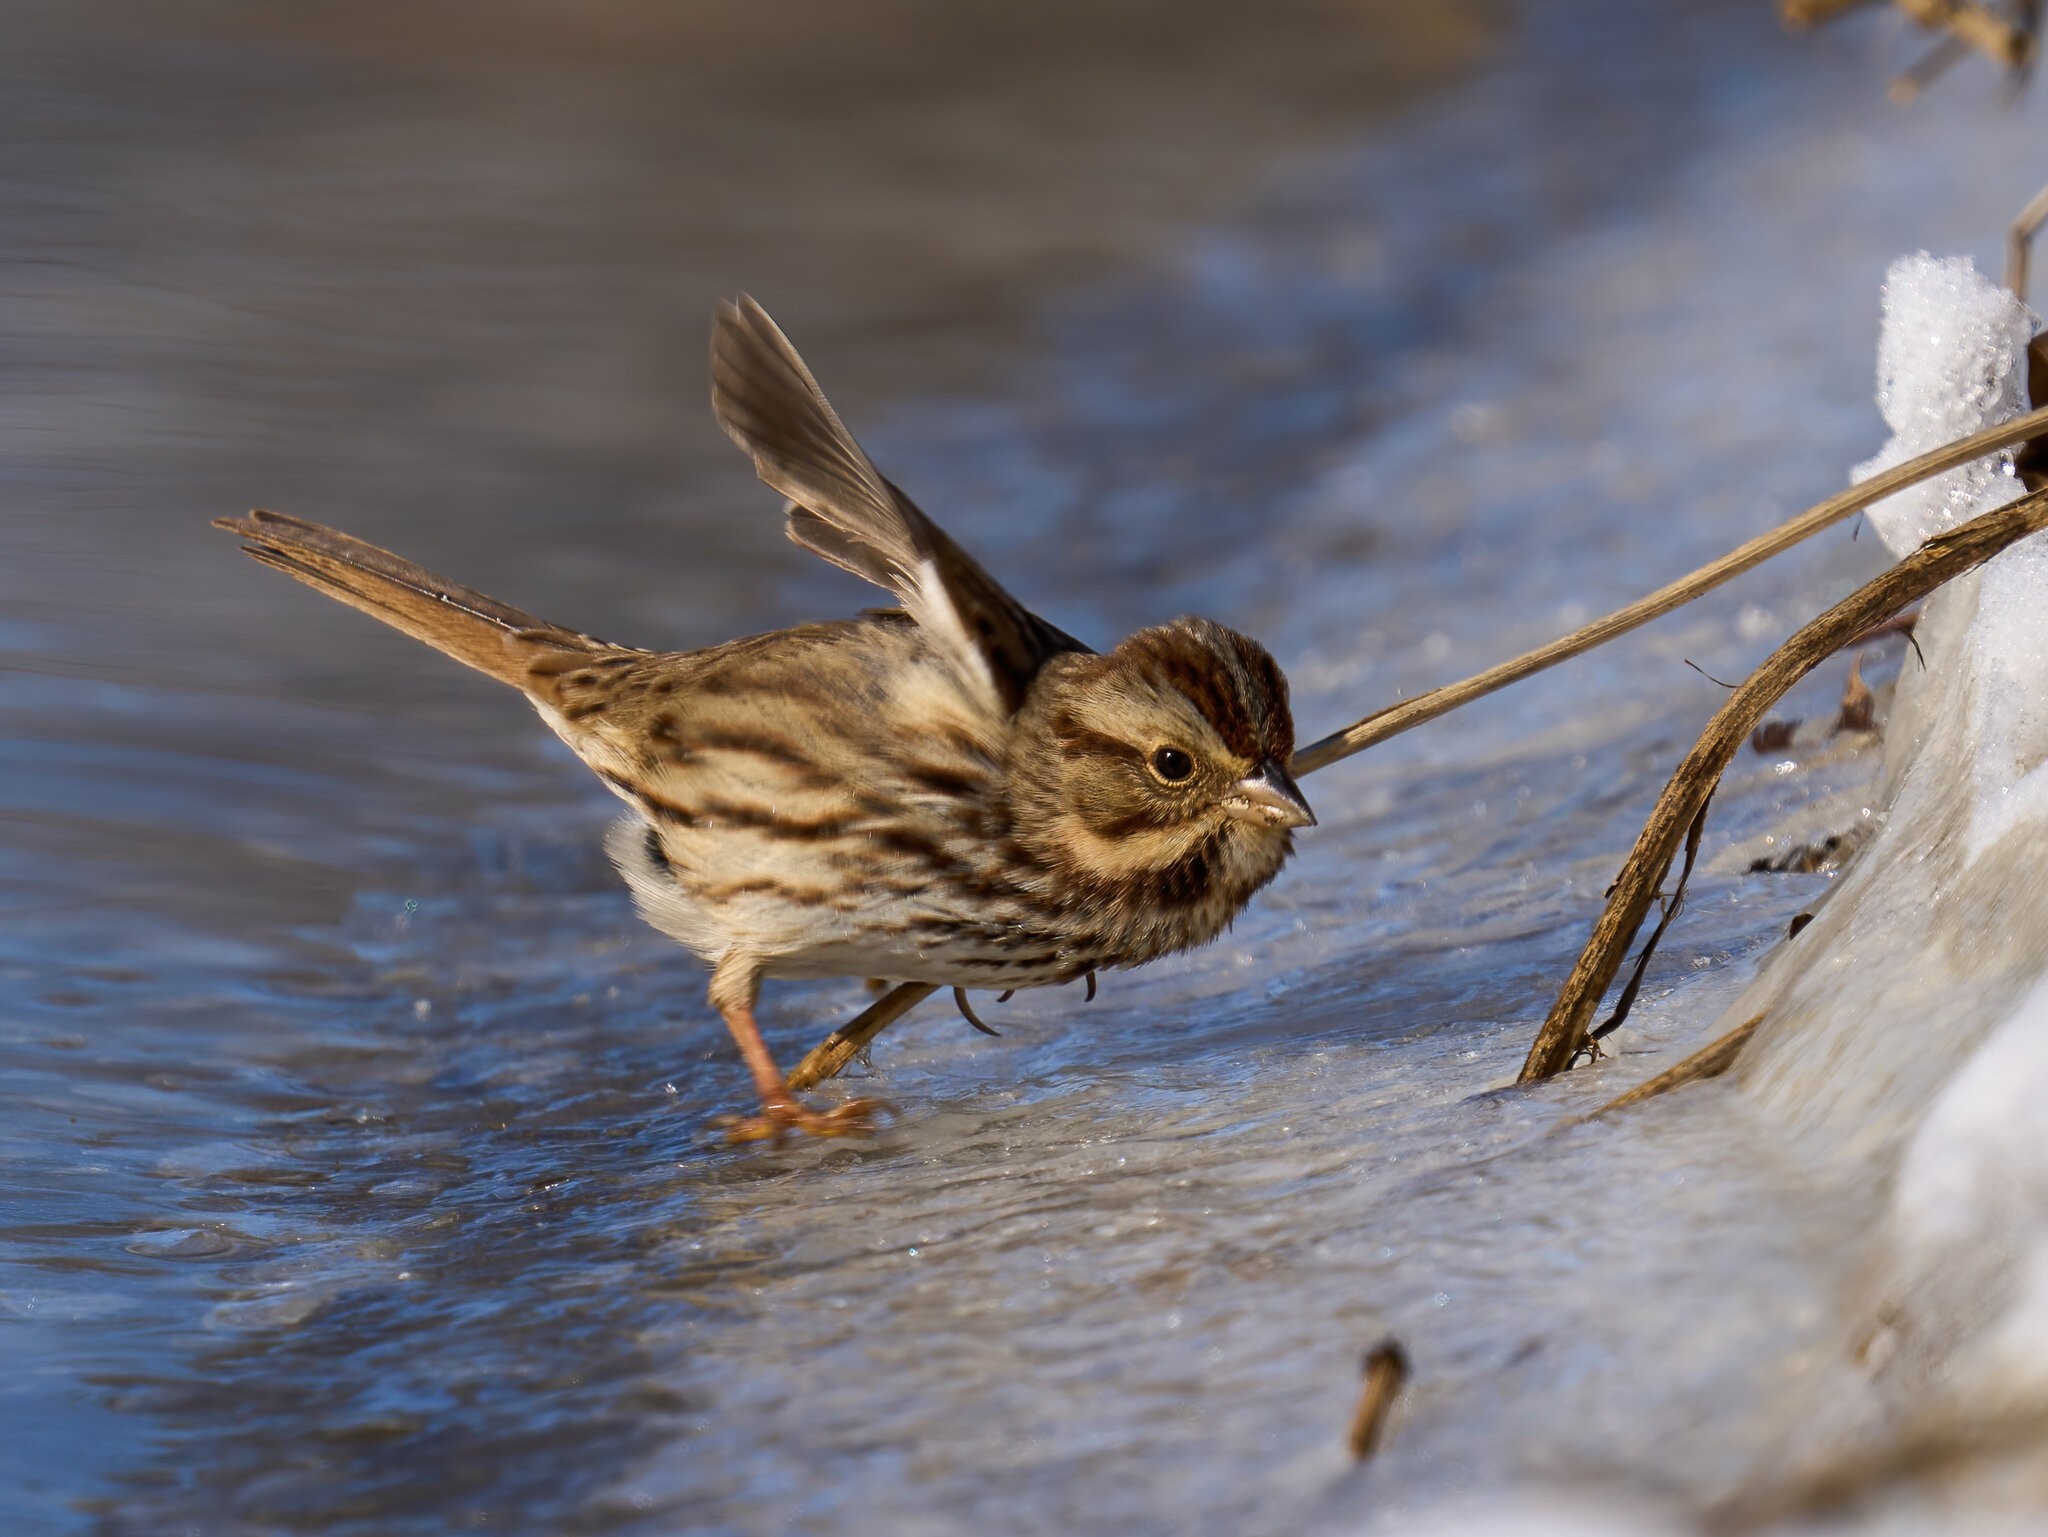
[8,1,2048,1532]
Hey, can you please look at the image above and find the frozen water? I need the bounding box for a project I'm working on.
[1732,249,2048,1488]
[1852,253,2034,559]
[9,1,2048,1533]
[1889,968,2048,1411]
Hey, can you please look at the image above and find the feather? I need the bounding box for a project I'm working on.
[710,295,1087,712]
[213,509,634,700]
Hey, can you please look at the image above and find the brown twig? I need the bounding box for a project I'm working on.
[1289,403,2048,777]
[1579,799,1711,1058]
[1894,0,2035,67]
[1889,31,1972,101]
[1346,1339,1412,1460]
[1586,1013,1766,1119]
[1518,483,2048,1084]
[2007,176,2048,303]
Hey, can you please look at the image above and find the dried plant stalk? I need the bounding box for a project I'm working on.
[1520,484,2048,1085]
[2008,177,2048,302]
[1894,0,2035,65]
[1346,1339,1412,1460]
[1587,1013,1766,1119]
[1781,0,2038,78]
[1291,403,2048,777]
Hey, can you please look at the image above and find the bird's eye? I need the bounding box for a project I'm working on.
[1150,746,1195,784]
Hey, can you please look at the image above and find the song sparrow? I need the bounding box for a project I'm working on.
[216,297,1314,1142]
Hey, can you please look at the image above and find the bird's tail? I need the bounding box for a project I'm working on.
[214,509,612,690]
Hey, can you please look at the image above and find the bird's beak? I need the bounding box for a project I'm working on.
[1221,759,1317,830]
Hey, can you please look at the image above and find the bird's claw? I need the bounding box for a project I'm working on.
[716,1094,892,1146]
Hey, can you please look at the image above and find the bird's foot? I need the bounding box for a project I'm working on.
[716,1092,891,1146]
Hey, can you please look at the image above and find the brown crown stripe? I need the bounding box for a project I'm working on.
[1122,627,1265,760]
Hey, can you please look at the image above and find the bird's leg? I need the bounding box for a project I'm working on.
[707,959,887,1144]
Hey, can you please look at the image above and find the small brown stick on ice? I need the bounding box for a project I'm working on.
[1519,482,2048,1084]
[787,982,937,1092]
[1346,1339,1412,1460]
[1290,402,2048,777]
[1586,1014,1767,1119]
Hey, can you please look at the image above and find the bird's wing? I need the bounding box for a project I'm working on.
[710,295,1087,713]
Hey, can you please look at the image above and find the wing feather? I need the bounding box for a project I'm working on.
[710,295,1085,710]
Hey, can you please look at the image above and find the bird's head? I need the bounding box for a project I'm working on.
[1009,617,1311,927]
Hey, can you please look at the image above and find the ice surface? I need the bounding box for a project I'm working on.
[1733,256,2048,1428]
[16,4,2048,1533]
[1888,968,2048,1410]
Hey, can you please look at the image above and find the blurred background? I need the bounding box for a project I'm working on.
[5,1,2048,1533]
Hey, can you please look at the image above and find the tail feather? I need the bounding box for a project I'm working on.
[214,509,613,690]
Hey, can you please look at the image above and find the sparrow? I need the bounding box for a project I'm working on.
[216,297,1315,1142]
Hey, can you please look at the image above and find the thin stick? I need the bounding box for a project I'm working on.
[1519,484,2048,1084]
[1289,403,2048,777]
[1888,32,1970,103]
[1582,798,1711,1053]
[2007,177,2048,302]
[1586,1013,1766,1119]
[787,982,936,1092]
[1895,0,2035,66]
[1346,1339,1412,1460]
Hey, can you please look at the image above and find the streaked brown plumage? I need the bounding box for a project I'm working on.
[216,297,1314,1142]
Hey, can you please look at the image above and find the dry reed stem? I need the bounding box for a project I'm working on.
[1894,0,2035,65]
[1888,32,1971,102]
[1785,0,2038,74]
[1586,1013,1766,1119]
[1519,483,2048,1085]
[1346,1339,1412,1460]
[2008,177,2048,302]
[1290,402,2048,776]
